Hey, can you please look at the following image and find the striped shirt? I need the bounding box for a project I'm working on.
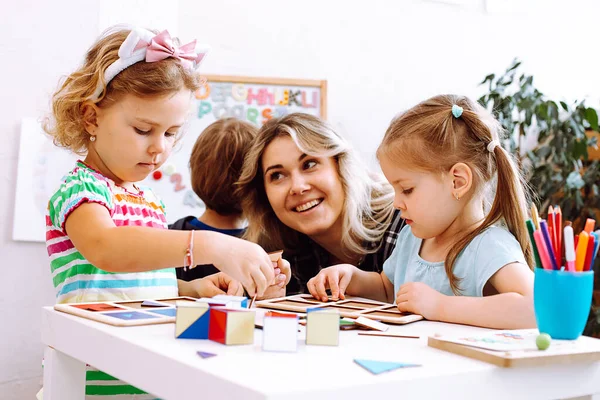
[45,160,177,399]
[46,161,178,303]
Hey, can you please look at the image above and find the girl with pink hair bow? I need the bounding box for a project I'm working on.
[42,25,289,398]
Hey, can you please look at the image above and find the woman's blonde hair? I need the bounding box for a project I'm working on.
[43,26,203,155]
[377,94,534,294]
[237,113,395,255]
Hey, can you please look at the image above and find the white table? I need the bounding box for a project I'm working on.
[41,307,600,400]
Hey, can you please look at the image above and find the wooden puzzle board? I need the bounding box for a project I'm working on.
[255,294,423,324]
[54,296,198,327]
[427,329,600,368]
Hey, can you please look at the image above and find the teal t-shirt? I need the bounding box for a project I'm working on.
[383,225,527,297]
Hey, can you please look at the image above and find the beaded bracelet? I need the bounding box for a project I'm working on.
[183,230,195,271]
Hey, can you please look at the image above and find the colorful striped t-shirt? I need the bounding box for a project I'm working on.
[46,161,178,304]
[45,161,177,399]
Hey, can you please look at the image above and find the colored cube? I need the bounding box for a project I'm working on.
[262,312,299,352]
[305,309,339,346]
[208,308,255,345]
[212,295,249,308]
[196,298,232,308]
[175,301,210,339]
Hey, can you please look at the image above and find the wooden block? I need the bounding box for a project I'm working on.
[208,308,255,345]
[212,295,249,308]
[175,302,210,339]
[354,316,389,332]
[196,298,232,308]
[262,312,299,352]
[306,309,339,346]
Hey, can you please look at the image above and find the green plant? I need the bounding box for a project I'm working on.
[479,59,600,230]
[478,59,600,337]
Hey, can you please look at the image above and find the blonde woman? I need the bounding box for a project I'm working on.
[237,113,404,296]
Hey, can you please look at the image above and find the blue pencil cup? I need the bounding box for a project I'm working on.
[534,268,594,340]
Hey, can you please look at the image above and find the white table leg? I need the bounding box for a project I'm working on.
[43,347,86,400]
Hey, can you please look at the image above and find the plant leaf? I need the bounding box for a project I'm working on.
[586,107,599,132]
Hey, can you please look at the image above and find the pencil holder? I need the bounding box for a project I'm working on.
[534,268,594,340]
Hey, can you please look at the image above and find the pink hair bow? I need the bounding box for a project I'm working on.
[89,26,210,101]
[144,30,205,69]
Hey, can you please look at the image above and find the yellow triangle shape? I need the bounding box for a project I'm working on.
[176,305,208,337]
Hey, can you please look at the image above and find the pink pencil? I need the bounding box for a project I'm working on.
[534,230,553,270]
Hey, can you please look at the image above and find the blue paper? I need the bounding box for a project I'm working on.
[353,359,421,374]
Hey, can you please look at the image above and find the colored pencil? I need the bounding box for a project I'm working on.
[584,235,596,271]
[534,230,553,270]
[540,221,559,270]
[548,206,556,262]
[564,226,576,272]
[554,206,562,268]
[594,230,600,261]
[526,219,542,268]
[584,218,596,234]
[576,231,589,272]
[531,204,540,230]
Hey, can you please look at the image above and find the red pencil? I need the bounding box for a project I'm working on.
[554,206,562,268]
[584,235,596,271]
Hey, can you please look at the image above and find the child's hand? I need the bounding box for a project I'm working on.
[188,273,244,298]
[307,264,355,302]
[257,258,291,300]
[395,282,445,320]
[258,283,285,300]
[276,257,292,285]
[207,234,275,297]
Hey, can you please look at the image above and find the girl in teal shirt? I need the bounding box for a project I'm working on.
[308,95,535,329]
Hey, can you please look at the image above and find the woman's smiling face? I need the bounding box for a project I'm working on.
[261,135,345,238]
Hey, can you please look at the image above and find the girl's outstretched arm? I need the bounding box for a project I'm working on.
[346,270,395,303]
[397,263,535,329]
[307,265,395,303]
[65,202,274,296]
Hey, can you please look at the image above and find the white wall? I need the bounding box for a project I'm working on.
[1,2,100,398]
[2,0,599,398]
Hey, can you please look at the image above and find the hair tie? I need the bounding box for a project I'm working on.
[451,104,463,118]
[487,140,500,153]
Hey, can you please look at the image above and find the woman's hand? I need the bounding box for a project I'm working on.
[307,264,356,301]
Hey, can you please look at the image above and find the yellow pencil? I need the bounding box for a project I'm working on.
[531,204,541,230]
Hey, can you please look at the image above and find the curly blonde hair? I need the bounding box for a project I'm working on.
[43,26,203,155]
[237,113,396,256]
